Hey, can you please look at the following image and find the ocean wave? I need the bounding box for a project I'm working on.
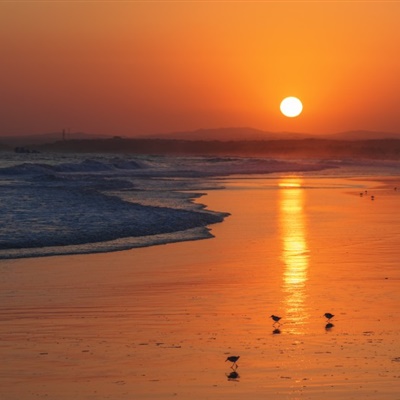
[0,154,235,259]
[0,227,216,260]
[0,158,148,176]
[3,153,392,259]
[0,184,227,257]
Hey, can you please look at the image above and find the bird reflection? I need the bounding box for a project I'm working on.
[272,328,281,335]
[226,371,240,381]
[325,322,334,330]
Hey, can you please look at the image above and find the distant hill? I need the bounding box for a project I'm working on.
[139,127,312,141]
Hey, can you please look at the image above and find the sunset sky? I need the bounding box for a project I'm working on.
[1,1,399,137]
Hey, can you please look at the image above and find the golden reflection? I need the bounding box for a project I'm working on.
[279,178,309,331]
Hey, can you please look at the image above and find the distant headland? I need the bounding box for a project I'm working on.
[1,127,400,159]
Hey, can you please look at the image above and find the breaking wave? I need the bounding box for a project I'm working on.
[2,152,396,259]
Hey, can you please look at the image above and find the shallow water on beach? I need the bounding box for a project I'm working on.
[2,152,400,259]
[1,174,400,399]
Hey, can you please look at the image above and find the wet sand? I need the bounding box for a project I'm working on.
[1,175,400,399]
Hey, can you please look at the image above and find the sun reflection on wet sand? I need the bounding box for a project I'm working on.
[279,178,310,333]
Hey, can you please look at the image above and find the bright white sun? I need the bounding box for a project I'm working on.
[280,97,303,118]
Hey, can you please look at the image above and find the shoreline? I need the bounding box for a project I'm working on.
[1,174,400,399]
[0,226,218,261]
[0,154,337,260]
[2,168,397,261]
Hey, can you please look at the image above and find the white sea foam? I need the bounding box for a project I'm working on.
[1,152,398,259]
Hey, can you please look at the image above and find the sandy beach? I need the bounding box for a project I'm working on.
[1,175,400,399]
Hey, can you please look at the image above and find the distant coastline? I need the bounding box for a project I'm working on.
[2,137,400,160]
[2,127,400,160]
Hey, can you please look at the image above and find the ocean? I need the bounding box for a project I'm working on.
[1,151,400,259]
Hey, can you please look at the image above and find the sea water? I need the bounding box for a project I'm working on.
[1,152,399,259]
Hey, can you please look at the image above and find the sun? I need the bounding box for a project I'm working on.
[280,97,303,118]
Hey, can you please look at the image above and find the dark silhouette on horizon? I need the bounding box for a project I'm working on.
[3,134,400,160]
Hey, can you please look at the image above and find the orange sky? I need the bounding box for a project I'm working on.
[1,1,399,136]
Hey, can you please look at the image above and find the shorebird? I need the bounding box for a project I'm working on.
[324,313,334,321]
[225,355,240,368]
[270,315,282,325]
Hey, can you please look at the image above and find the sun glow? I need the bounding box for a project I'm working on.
[280,97,303,118]
[279,178,309,332]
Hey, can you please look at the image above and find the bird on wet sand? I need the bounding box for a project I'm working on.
[226,356,240,369]
[270,315,282,325]
[324,313,334,321]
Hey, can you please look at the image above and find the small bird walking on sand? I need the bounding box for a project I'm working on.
[324,313,334,321]
[270,315,282,325]
[225,356,240,369]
